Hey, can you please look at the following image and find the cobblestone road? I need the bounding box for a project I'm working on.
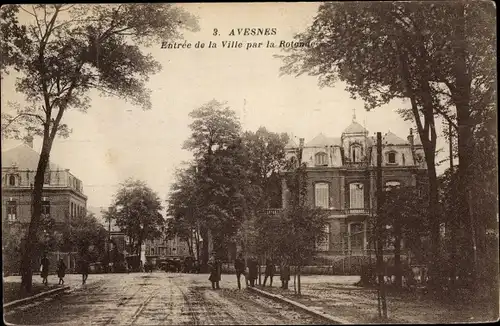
[4,273,326,325]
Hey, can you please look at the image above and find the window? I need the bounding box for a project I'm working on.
[349,183,364,211]
[385,181,401,191]
[350,223,364,250]
[316,224,330,251]
[388,152,397,164]
[350,144,362,163]
[44,171,51,185]
[7,201,17,221]
[402,153,406,166]
[315,152,328,166]
[314,183,329,209]
[41,201,51,217]
[151,248,155,255]
[70,202,74,217]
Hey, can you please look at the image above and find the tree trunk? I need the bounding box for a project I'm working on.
[297,265,302,296]
[20,136,52,293]
[394,219,402,288]
[452,1,476,286]
[201,227,209,268]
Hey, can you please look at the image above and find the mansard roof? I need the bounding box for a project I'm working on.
[2,143,62,171]
[343,120,368,134]
[306,133,341,147]
[383,131,408,145]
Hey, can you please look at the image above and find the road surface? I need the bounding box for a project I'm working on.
[4,272,326,325]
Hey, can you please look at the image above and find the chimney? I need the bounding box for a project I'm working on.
[407,128,414,148]
[24,135,34,148]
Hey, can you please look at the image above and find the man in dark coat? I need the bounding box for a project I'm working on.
[263,258,275,287]
[247,256,258,287]
[280,259,290,290]
[57,258,67,285]
[234,253,246,290]
[40,254,50,286]
[80,252,90,285]
[208,253,221,290]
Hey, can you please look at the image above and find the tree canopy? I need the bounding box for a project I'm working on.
[105,179,165,256]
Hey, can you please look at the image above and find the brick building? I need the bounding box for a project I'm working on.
[2,138,87,272]
[281,118,427,259]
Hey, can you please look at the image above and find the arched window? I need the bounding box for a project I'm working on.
[350,223,364,250]
[314,183,329,209]
[9,175,16,186]
[349,183,364,212]
[350,144,362,163]
[387,151,397,164]
[315,152,328,166]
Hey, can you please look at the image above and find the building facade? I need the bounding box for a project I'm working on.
[145,234,191,267]
[281,119,427,258]
[2,139,87,272]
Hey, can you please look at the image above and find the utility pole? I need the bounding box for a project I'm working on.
[376,132,388,319]
[107,210,111,273]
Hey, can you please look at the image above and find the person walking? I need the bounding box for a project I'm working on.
[247,256,258,287]
[57,258,67,285]
[40,254,50,286]
[280,259,290,290]
[80,252,90,285]
[263,258,275,287]
[234,253,246,290]
[208,253,221,290]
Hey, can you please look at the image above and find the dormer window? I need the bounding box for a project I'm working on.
[315,152,328,166]
[9,175,16,186]
[387,151,397,164]
[350,144,362,163]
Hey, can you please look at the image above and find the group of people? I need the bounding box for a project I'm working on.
[208,252,291,290]
[38,252,90,286]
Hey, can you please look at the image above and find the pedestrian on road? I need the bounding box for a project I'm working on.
[247,256,258,287]
[208,253,221,290]
[80,252,90,285]
[40,254,50,286]
[57,258,67,285]
[263,258,275,287]
[234,253,246,290]
[280,259,290,290]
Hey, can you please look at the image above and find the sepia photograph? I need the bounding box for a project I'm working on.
[1,2,498,325]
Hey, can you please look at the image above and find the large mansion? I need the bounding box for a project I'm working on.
[281,119,427,257]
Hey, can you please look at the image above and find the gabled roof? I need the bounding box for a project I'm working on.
[305,133,341,147]
[413,133,423,146]
[343,121,368,134]
[285,136,298,149]
[383,131,408,145]
[2,143,62,170]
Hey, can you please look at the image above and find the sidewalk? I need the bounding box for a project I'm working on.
[3,273,106,305]
[254,275,498,324]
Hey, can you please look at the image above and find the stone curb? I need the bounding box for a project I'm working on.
[248,286,350,325]
[3,285,70,310]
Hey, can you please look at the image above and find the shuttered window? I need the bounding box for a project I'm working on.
[349,183,364,211]
[315,183,329,209]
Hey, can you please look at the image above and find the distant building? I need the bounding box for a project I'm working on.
[89,206,129,257]
[2,137,87,272]
[280,118,427,258]
[145,233,191,267]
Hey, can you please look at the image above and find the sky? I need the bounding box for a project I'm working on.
[1,3,450,210]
